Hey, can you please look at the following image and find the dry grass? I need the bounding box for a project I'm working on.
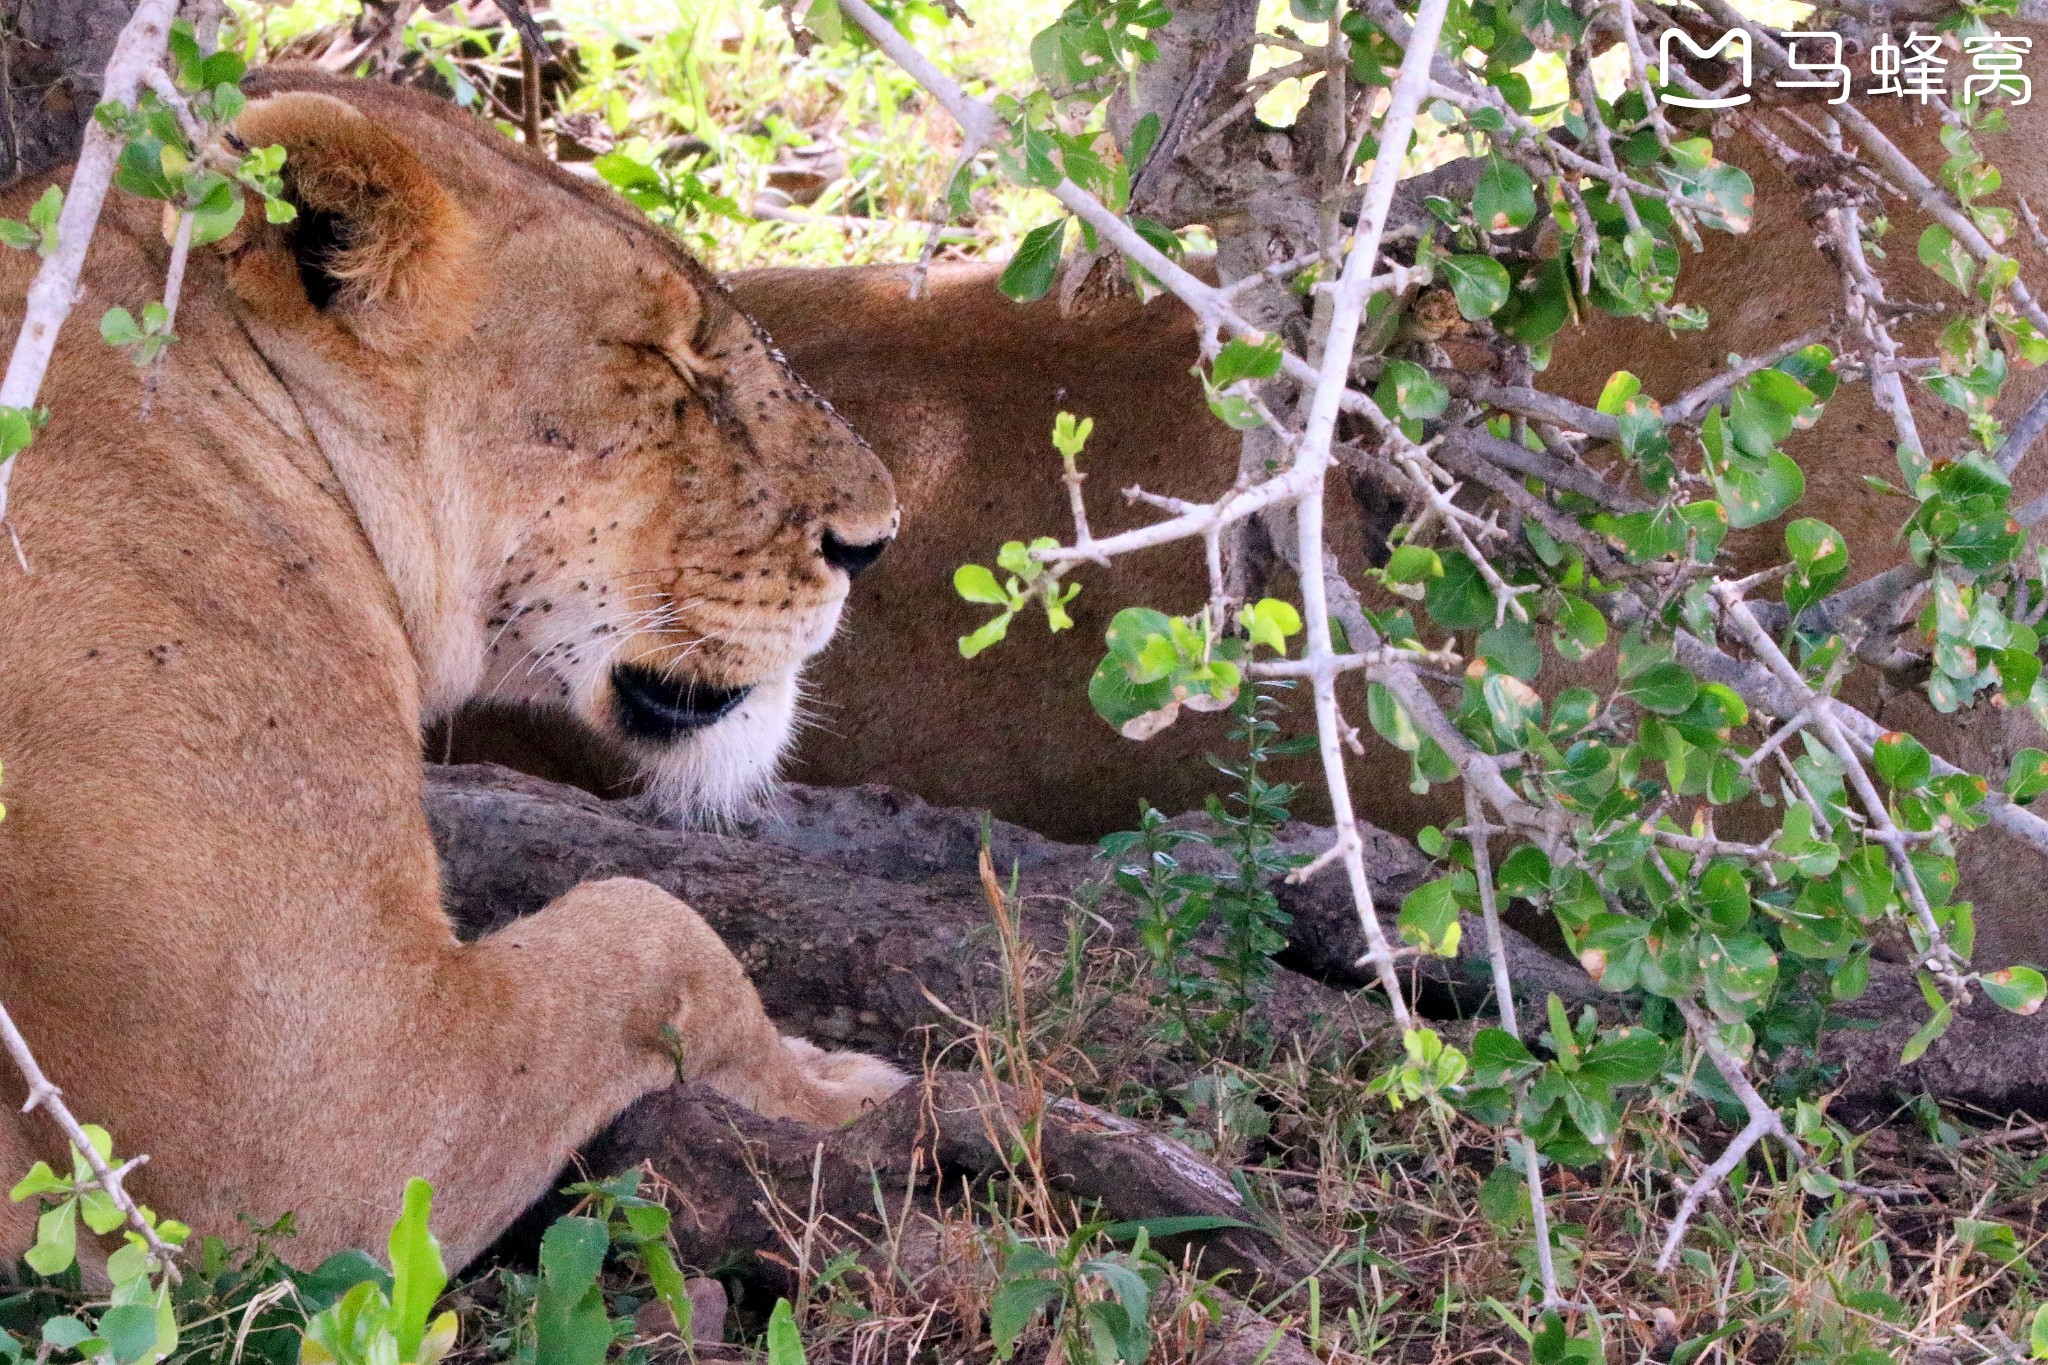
[407,861,2048,1361]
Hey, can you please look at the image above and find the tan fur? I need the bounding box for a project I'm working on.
[0,69,906,1270]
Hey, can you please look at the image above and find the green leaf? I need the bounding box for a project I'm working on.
[1474,155,1537,232]
[1497,255,1571,346]
[1919,222,1976,293]
[387,1178,448,1365]
[1100,1214,1257,1240]
[1873,731,1932,790]
[1983,965,2046,1015]
[1831,949,1871,1002]
[1596,371,1640,415]
[1710,448,1806,530]
[1902,973,1954,1064]
[1698,860,1751,931]
[1620,662,1697,716]
[1730,377,1801,456]
[1700,933,1779,1021]
[98,1306,159,1365]
[800,0,843,45]
[1384,544,1442,584]
[535,1216,611,1365]
[954,564,1007,606]
[9,1161,67,1202]
[1552,595,1607,662]
[1471,1027,1537,1075]
[1425,552,1495,629]
[639,1240,692,1345]
[960,612,1013,659]
[1782,878,1856,959]
[1582,1029,1666,1085]
[186,175,245,247]
[24,1198,76,1276]
[990,1278,1061,1359]
[1497,845,1552,898]
[1480,621,1541,680]
[766,1298,808,1365]
[2007,748,2048,802]
[1511,0,1586,48]
[1783,518,1848,620]
[1238,597,1301,653]
[1051,411,1093,460]
[1398,876,1463,957]
[1482,670,1543,744]
[100,307,144,347]
[1367,682,1420,752]
[1376,358,1449,422]
[1090,608,1181,735]
[1126,112,1162,172]
[1441,253,1511,319]
[79,1186,124,1236]
[40,1319,91,1351]
[0,403,40,466]
[1212,335,1284,388]
[999,220,1068,302]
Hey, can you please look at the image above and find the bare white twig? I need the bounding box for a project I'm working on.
[1282,0,1453,1026]
[1656,999,1783,1273]
[0,1003,181,1281]
[1464,789,1576,1312]
[0,0,182,534]
[141,208,196,420]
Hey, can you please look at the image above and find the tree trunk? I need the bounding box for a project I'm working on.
[1,0,137,182]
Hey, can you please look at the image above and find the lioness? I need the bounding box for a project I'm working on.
[0,68,906,1268]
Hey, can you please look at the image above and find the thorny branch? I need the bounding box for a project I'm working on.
[0,1003,180,1281]
[831,0,2048,1283]
[0,0,182,537]
[0,0,188,1276]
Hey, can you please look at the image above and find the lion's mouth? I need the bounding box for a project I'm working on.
[610,663,753,742]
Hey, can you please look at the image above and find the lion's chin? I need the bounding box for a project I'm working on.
[632,670,800,825]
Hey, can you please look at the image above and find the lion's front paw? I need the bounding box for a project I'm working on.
[779,1036,910,1125]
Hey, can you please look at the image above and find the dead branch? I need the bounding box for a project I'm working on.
[0,1003,180,1280]
[0,0,180,530]
[545,1071,1321,1294]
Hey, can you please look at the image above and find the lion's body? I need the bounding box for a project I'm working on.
[0,71,903,1268]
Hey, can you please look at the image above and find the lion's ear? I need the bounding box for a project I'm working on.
[222,92,476,354]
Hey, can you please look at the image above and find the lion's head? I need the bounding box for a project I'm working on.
[222,72,896,816]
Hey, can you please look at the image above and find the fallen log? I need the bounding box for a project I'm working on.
[425,762,1591,1038]
[424,761,2048,1122]
[564,1072,1317,1291]
[1821,962,2048,1122]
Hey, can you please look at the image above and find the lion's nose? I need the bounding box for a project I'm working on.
[819,529,891,579]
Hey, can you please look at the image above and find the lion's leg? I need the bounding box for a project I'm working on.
[466,876,906,1126]
[392,877,904,1267]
